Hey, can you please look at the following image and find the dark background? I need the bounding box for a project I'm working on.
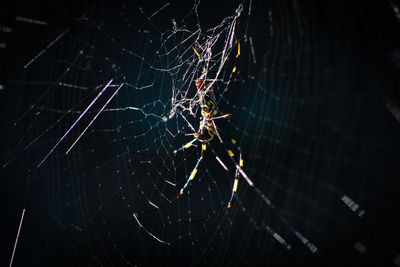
[1,0,400,266]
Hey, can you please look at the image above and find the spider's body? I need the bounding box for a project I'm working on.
[195,104,216,142]
[194,78,219,142]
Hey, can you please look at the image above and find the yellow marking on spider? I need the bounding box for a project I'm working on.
[207,100,215,107]
[179,191,184,195]
[202,144,207,151]
[223,55,229,65]
[233,178,239,192]
[227,150,234,157]
[192,46,200,57]
[184,142,193,149]
[189,169,198,180]
[231,139,237,144]
[227,204,232,208]
[225,87,229,92]
[238,41,241,56]
[232,66,237,73]
[240,158,244,167]
[203,67,207,73]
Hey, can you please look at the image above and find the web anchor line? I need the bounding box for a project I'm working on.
[9,209,25,267]
[37,79,113,167]
[133,213,170,245]
[65,83,124,155]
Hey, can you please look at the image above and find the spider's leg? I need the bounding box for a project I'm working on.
[211,141,247,209]
[185,140,247,223]
[173,138,198,154]
[225,144,253,187]
[177,148,204,197]
[211,114,230,120]
[228,152,241,208]
[211,120,223,143]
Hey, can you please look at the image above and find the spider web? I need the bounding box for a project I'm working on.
[2,0,400,266]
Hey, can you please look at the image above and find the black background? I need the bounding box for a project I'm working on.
[1,0,400,266]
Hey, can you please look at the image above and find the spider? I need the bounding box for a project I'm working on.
[172,28,254,217]
[129,5,252,245]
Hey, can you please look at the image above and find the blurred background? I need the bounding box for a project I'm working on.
[1,0,400,266]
